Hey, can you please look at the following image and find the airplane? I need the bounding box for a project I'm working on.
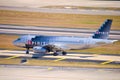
[13,19,117,56]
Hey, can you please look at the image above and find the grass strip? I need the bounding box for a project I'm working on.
[0,10,120,30]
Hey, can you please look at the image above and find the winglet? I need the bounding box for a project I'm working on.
[92,19,112,39]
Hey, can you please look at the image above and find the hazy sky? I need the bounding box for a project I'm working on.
[0,0,120,8]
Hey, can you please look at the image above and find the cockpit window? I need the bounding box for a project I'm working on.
[17,38,21,40]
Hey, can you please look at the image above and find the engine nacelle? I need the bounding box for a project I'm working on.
[33,46,47,53]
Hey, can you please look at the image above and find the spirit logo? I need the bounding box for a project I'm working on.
[95,31,109,35]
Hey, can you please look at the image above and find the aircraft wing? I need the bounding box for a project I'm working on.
[33,43,68,54]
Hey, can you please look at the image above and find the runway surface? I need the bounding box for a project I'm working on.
[0,49,120,80]
[0,6,120,15]
[0,0,120,8]
[0,50,120,64]
[0,24,120,40]
[0,65,120,80]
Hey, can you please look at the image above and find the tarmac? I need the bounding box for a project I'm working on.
[0,6,120,15]
[0,65,120,80]
[0,24,120,40]
[0,50,120,64]
[0,1,120,80]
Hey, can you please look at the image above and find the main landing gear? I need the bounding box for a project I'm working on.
[53,51,67,56]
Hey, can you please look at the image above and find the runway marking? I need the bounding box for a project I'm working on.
[101,60,113,65]
[54,57,66,62]
[1,50,11,52]
[93,54,99,56]
[5,56,19,59]
[47,67,53,70]
[98,69,104,72]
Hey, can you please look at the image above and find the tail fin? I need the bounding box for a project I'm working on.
[92,19,112,39]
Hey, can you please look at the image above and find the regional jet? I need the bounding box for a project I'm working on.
[13,19,117,56]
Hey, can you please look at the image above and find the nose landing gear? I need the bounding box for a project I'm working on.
[26,48,29,54]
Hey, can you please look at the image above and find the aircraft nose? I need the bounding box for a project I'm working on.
[13,40,19,46]
[13,39,25,47]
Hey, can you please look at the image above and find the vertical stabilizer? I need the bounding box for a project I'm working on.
[92,19,112,39]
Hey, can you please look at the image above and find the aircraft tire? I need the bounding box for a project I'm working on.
[26,50,29,54]
[62,51,67,55]
[53,52,58,56]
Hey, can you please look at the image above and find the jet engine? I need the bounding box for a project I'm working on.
[33,46,47,53]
